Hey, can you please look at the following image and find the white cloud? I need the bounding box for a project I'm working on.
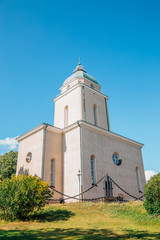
[145,170,157,182]
[0,137,18,150]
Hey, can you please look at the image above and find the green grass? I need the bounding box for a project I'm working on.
[0,201,160,239]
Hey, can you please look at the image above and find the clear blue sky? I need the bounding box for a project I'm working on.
[0,0,159,175]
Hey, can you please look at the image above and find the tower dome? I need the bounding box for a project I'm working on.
[63,62,98,86]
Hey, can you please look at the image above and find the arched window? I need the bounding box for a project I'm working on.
[91,155,96,185]
[64,105,69,127]
[93,104,98,126]
[51,159,55,186]
[136,167,142,192]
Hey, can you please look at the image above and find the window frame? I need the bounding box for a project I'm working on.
[26,152,32,163]
[91,155,96,185]
[51,158,55,187]
[112,152,122,166]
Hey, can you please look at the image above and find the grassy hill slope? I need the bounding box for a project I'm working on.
[0,201,160,239]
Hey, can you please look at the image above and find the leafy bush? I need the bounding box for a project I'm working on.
[0,175,52,220]
[144,173,160,215]
[0,151,17,180]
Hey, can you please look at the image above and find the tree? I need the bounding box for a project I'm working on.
[0,151,17,180]
[144,173,160,215]
[0,174,52,220]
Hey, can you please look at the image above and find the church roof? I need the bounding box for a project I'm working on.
[63,62,98,86]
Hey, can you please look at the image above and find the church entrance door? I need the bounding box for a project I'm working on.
[105,176,113,197]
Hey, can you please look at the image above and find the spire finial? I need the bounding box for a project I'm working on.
[73,58,86,73]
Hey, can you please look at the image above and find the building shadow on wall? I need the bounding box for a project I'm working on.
[18,167,29,175]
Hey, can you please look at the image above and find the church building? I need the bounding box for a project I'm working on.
[16,62,146,202]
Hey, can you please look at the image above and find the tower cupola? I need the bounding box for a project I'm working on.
[62,62,99,87]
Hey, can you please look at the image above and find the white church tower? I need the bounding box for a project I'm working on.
[16,62,146,202]
[54,62,110,131]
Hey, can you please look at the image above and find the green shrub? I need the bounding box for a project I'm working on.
[0,175,52,220]
[144,173,160,215]
[0,151,17,180]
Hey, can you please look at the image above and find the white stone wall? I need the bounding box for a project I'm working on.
[54,86,82,128]
[16,129,44,178]
[63,127,81,202]
[84,87,109,130]
[16,73,145,204]
[81,126,146,201]
[54,80,109,130]
[43,128,63,200]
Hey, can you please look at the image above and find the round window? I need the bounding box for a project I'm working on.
[112,153,122,166]
[26,152,32,163]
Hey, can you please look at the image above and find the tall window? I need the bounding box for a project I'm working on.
[93,104,98,126]
[64,105,69,127]
[136,167,142,192]
[91,155,96,185]
[51,159,55,186]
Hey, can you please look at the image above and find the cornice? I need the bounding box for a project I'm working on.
[62,120,143,148]
[54,82,109,102]
[17,123,62,142]
[17,121,143,148]
[16,123,46,142]
[47,125,63,134]
[62,122,78,133]
[61,75,100,88]
[79,121,144,148]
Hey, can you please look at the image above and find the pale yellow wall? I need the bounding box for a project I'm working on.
[16,129,44,178]
[54,86,82,129]
[81,126,146,201]
[84,87,109,130]
[43,128,62,199]
[63,127,81,202]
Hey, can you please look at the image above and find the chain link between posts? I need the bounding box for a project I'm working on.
[49,173,144,202]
